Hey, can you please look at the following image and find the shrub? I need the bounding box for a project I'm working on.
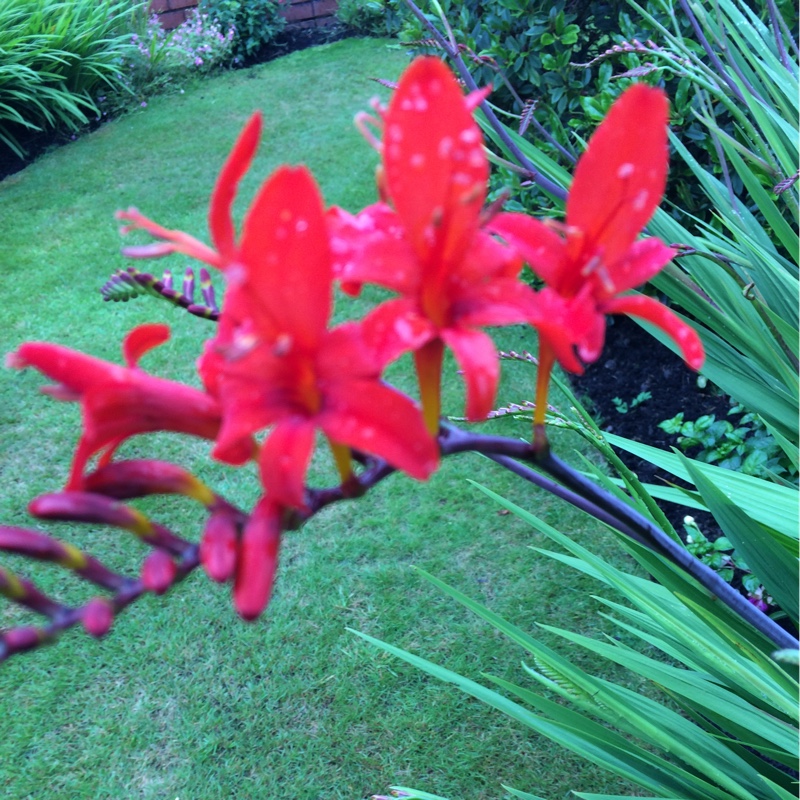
[0,0,137,157]
[335,0,402,36]
[123,10,236,100]
[198,0,285,63]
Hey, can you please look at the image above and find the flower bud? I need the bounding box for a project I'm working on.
[141,550,177,595]
[82,598,114,638]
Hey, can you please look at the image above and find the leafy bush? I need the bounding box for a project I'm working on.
[396,0,796,226]
[660,406,796,478]
[198,0,285,62]
[124,10,236,100]
[0,0,137,156]
[335,0,402,36]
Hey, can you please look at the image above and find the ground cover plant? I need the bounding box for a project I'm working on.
[0,38,658,799]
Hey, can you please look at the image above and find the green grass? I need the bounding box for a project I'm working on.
[0,38,641,799]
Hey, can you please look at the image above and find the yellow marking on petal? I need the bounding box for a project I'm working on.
[58,542,88,570]
[127,508,154,537]
[184,476,216,507]
[0,567,25,600]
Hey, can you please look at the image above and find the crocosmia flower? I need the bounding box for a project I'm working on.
[7,324,235,489]
[198,164,438,510]
[118,115,438,511]
[329,57,539,433]
[489,84,704,425]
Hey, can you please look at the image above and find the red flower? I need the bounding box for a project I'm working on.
[7,324,238,489]
[198,164,439,510]
[329,57,539,432]
[489,84,704,425]
[116,114,438,509]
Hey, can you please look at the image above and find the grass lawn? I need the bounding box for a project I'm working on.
[0,38,640,799]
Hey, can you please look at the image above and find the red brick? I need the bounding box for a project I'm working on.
[156,8,190,29]
[168,0,198,11]
[313,0,338,17]
[148,0,170,12]
[284,1,316,21]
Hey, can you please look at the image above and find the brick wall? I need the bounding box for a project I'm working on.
[149,0,338,31]
[149,0,197,30]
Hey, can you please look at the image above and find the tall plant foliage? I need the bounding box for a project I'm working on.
[0,0,138,157]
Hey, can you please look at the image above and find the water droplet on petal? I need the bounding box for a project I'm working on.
[617,163,635,179]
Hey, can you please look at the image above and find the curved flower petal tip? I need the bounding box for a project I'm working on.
[568,83,670,267]
[383,56,489,268]
[602,294,705,370]
[123,323,170,368]
[209,112,263,259]
[12,333,227,489]
[233,500,283,621]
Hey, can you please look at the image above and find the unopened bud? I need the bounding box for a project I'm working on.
[82,598,114,638]
[141,550,177,595]
[200,512,239,583]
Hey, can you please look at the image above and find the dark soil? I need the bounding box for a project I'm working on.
[570,313,731,540]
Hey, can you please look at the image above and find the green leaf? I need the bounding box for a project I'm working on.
[680,456,799,622]
[603,433,798,541]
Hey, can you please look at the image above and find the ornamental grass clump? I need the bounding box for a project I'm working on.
[0,0,137,156]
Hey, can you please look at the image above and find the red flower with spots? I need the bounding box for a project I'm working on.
[117,112,438,510]
[329,57,541,433]
[489,84,704,424]
[197,163,438,510]
[8,324,235,489]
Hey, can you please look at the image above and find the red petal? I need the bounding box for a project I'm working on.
[451,277,538,328]
[605,237,676,295]
[316,322,383,379]
[488,213,568,288]
[328,203,420,295]
[567,85,669,267]
[356,298,436,367]
[238,166,332,350]
[440,327,499,421]
[601,294,705,370]
[259,418,316,510]
[209,112,262,260]
[384,57,487,269]
[233,498,282,621]
[528,288,598,374]
[320,381,438,480]
[122,323,170,368]
[12,342,122,396]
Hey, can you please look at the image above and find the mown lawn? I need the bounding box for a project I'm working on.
[0,37,638,800]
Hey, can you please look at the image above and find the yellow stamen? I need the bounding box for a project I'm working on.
[414,339,445,435]
[533,343,556,428]
[328,438,353,485]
